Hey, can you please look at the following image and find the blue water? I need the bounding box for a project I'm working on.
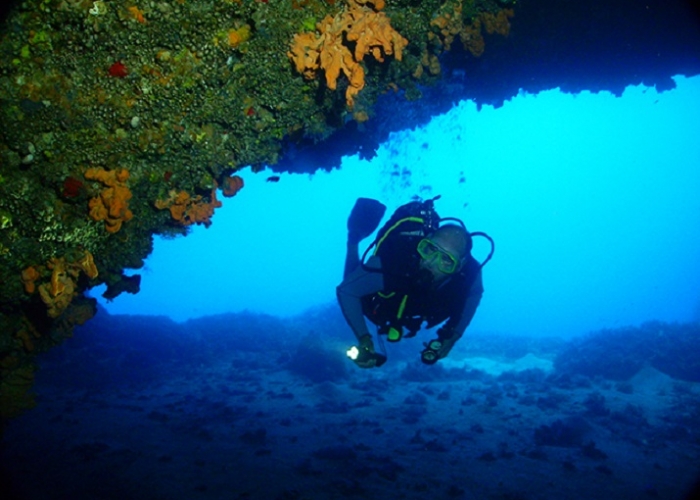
[2,77,700,499]
[94,76,700,338]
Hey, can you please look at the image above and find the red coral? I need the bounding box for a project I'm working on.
[62,176,84,198]
[108,61,128,78]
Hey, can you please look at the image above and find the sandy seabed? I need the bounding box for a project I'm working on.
[2,328,700,500]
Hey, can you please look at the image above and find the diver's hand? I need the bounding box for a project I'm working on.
[421,330,459,364]
[353,335,386,368]
[435,334,458,359]
[437,328,462,359]
[355,356,379,369]
[436,328,460,359]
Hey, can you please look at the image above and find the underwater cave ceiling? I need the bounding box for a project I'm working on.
[276,0,700,172]
[0,0,699,424]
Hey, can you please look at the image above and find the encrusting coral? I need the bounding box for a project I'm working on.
[20,266,40,294]
[481,9,515,36]
[38,258,76,318]
[222,175,244,198]
[85,167,133,233]
[288,0,408,108]
[430,5,514,60]
[227,25,251,48]
[26,251,98,318]
[74,251,99,280]
[155,188,223,228]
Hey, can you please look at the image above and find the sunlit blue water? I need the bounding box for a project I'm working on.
[94,75,700,339]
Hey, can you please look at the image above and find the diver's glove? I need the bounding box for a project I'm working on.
[421,328,459,365]
[347,335,387,368]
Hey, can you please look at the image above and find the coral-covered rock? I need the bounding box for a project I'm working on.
[534,416,592,447]
[85,168,133,233]
[20,266,40,294]
[28,252,99,318]
[38,258,76,318]
[288,0,408,108]
[222,175,244,198]
[102,273,141,300]
[155,188,222,228]
[286,334,348,383]
[73,251,99,280]
[554,321,700,382]
[430,7,513,56]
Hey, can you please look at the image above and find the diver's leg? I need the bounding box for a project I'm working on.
[343,240,360,278]
[344,198,386,278]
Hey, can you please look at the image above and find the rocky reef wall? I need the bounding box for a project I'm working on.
[1,0,699,427]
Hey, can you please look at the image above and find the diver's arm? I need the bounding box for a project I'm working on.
[336,257,384,341]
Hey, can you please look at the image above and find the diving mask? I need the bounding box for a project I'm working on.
[417,238,460,274]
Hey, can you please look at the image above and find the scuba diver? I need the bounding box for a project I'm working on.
[337,196,493,368]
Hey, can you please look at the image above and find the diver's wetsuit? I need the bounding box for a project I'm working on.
[337,252,483,345]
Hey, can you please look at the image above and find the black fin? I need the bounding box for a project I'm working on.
[347,198,386,244]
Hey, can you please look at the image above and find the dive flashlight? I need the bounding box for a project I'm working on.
[346,345,387,367]
[346,345,360,360]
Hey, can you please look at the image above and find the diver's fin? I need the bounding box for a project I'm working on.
[347,198,386,245]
